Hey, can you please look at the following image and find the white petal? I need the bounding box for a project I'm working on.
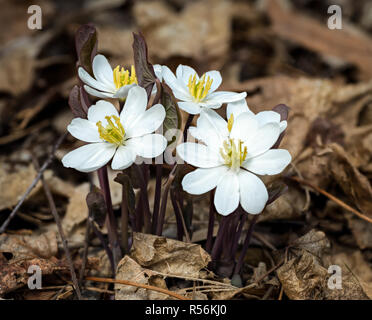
[245,122,280,158]
[243,149,291,175]
[176,142,222,168]
[178,101,201,115]
[227,99,253,119]
[78,67,111,92]
[127,134,167,158]
[120,86,147,128]
[204,91,247,105]
[238,170,268,214]
[153,64,163,81]
[162,66,191,101]
[67,118,101,143]
[203,70,222,93]
[196,109,228,148]
[125,104,165,138]
[113,84,136,99]
[87,100,119,124]
[111,145,136,170]
[84,85,114,98]
[176,64,198,85]
[230,112,259,143]
[62,143,116,173]
[279,120,287,133]
[182,166,228,195]
[214,170,240,215]
[255,111,280,127]
[92,55,115,90]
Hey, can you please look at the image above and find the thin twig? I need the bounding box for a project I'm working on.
[31,154,82,300]
[289,176,372,224]
[0,132,67,234]
[85,276,189,300]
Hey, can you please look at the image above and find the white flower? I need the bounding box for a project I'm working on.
[176,108,291,216]
[226,99,288,134]
[162,64,247,115]
[78,54,163,99]
[62,86,167,172]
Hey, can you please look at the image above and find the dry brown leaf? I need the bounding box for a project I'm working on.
[330,143,372,216]
[0,165,41,211]
[130,232,211,278]
[115,255,169,300]
[328,251,372,299]
[0,257,69,296]
[61,183,90,236]
[277,230,369,299]
[346,215,372,250]
[133,0,232,68]
[0,231,57,262]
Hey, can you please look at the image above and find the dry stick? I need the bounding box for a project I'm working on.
[133,164,152,234]
[289,176,372,224]
[0,132,67,234]
[205,190,216,253]
[85,276,189,300]
[31,155,82,300]
[156,164,178,236]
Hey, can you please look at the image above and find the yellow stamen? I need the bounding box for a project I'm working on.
[113,65,137,89]
[187,73,213,102]
[220,138,248,170]
[96,115,125,145]
[227,114,234,133]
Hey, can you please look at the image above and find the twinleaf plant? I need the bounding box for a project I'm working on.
[64,24,291,278]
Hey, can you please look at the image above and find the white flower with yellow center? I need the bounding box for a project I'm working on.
[176,108,291,215]
[62,86,167,172]
[162,65,247,115]
[78,54,163,99]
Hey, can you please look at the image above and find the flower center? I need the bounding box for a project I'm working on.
[220,114,247,170]
[113,65,137,89]
[220,139,248,170]
[96,115,125,145]
[187,74,213,102]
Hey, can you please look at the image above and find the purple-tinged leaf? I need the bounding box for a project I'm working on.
[132,32,156,99]
[75,24,97,75]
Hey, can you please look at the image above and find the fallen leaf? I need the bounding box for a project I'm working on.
[130,232,211,278]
